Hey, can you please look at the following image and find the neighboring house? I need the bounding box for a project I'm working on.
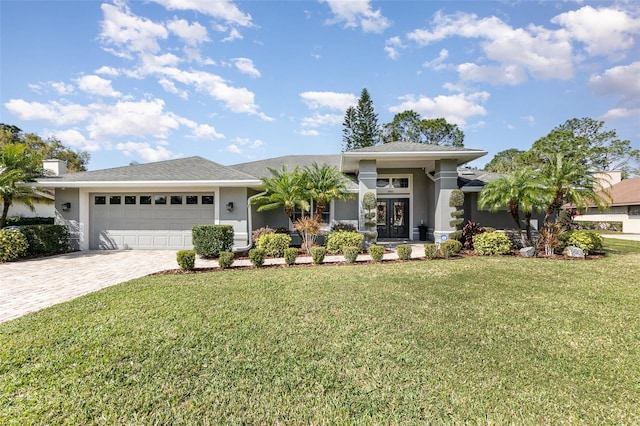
[35,142,495,251]
[5,159,61,220]
[571,171,640,233]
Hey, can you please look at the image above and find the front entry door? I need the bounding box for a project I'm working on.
[376,198,409,239]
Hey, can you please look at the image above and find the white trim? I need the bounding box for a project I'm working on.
[35,179,261,188]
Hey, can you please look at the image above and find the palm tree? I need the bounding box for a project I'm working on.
[302,163,355,221]
[0,143,48,228]
[478,168,547,246]
[540,153,611,229]
[250,166,310,223]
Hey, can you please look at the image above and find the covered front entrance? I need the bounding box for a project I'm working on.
[376,198,409,239]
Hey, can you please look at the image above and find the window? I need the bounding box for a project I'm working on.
[95,196,106,205]
[109,196,121,205]
[170,195,182,205]
[292,202,330,224]
[201,195,214,205]
[125,196,136,205]
[186,195,198,205]
[376,176,411,193]
[155,195,167,205]
[140,196,152,205]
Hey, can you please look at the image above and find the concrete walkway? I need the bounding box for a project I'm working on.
[601,233,640,241]
[1,243,426,324]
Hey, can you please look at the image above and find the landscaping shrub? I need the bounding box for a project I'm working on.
[461,220,484,250]
[249,248,265,267]
[368,244,384,262]
[19,224,69,256]
[326,230,363,254]
[343,246,360,263]
[256,233,291,257]
[218,251,235,269]
[424,243,438,260]
[441,239,462,255]
[6,216,54,226]
[294,216,320,254]
[251,226,274,246]
[311,246,326,264]
[192,225,234,258]
[566,230,604,254]
[331,222,356,232]
[474,231,512,256]
[176,250,196,271]
[396,244,412,260]
[284,247,298,266]
[0,229,28,262]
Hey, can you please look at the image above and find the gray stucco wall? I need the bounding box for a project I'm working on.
[219,187,250,247]
[464,192,544,231]
[56,188,80,222]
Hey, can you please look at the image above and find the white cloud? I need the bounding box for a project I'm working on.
[167,18,208,45]
[407,11,574,83]
[388,91,490,127]
[423,48,449,70]
[99,3,168,57]
[301,113,343,128]
[221,27,243,42]
[4,99,91,125]
[116,141,175,162]
[95,66,121,76]
[226,144,242,154]
[384,36,404,60]
[158,78,189,99]
[320,0,391,33]
[551,6,640,58]
[521,115,536,125]
[150,0,253,27]
[191,124,225,140]
[28,81,74,95]
[232,58,261,77]
[589,62,640,106]
[600,108,640,121]
[44,128,101,152]
[76,75,122,97]
[299,91,357,110]
[226,137,264,157]
[299,129,320,137]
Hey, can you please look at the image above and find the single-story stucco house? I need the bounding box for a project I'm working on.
[34,142,522,251]
[571,171,640,233]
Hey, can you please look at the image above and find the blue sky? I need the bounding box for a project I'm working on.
[1,0,639,171]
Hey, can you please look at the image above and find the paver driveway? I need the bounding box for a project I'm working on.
[0,250,181,323]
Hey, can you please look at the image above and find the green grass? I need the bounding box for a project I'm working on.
[2,239,640,424]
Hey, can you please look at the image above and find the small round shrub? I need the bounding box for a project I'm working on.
[0,229,28,262]
[218,251,235,269]
[256,233,291,257]
[284,247,298,266]
[248,248,265,267]
[396,244,412,260]
[343,246,360,263]
[368,244,385,262]
[176,250,196,271]
[192,225,234,258]
[251,226,274,246]
[473,231,512,256]
[566,230,603,255]
[441,239,462,255]
[424,243,438,260]
[311,246,326,264]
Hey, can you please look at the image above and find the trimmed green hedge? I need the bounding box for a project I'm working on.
[396,244,412,260]
[311,247,326,264]
[368,244,385,262]
[566,230,604,254]
[5,216,54,226]
[256,233,291,257]
[473,231,512,256]
[343,246,360,263]
[176,250,196,271]
[326,231,363,254]
[192,225,234,258]
[19,224,69,256]
[284,247,298,266]
[218,251,235,269]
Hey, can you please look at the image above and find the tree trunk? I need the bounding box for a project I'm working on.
[0,200,11,228]
[524,211,533,247]
[508,203,525,247]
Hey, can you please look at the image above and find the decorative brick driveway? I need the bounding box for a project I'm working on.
[0,250,180,323]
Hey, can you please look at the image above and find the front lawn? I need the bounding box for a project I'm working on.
[1,239,639,424]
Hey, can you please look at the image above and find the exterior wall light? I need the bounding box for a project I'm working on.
[226,202,234,212]
[61,202,71,212]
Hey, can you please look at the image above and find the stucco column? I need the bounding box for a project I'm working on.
[357,160,377,230]
[433,159,458,244]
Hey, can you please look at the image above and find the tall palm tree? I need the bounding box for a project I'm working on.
[303,163,355,221]
[478,168,547,246]
[0,143,48,228]
[250,166,310,223]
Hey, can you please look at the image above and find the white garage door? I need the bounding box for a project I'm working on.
[90,193,215,249]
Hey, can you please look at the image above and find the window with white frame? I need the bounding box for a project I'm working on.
[376,175,411,193]
[292,201,331,224]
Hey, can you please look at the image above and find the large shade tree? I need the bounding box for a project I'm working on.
[381,110,464,147]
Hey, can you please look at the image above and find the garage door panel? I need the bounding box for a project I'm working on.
[90,193,215,250]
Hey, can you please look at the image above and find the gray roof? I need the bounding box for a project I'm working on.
[230,155,342,179]
[457,168,500,189]
[347,141,485,154]
[39,156,259,183]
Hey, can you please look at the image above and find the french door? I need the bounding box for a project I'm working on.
[376,198,409,239]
